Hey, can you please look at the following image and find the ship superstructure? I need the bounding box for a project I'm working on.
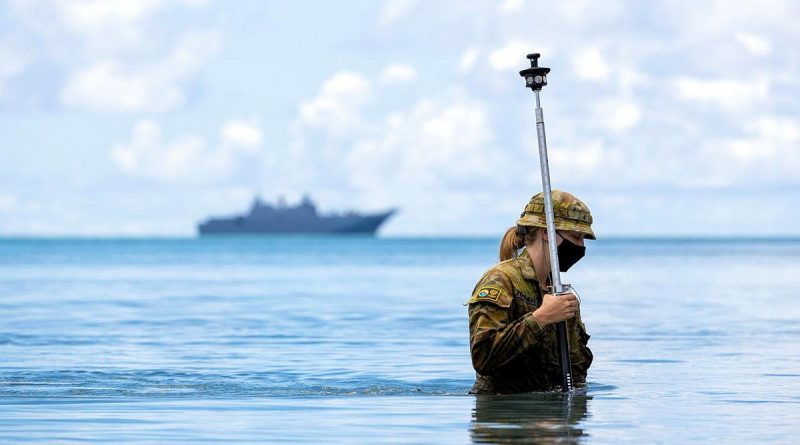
[198,195,395,235]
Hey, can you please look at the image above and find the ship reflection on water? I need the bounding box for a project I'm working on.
[197,195,396,236]
[470,392,590,444]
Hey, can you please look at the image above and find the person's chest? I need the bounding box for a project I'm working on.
[510,278,542,319]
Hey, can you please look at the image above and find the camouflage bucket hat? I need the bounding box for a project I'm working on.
[516,190,596,240]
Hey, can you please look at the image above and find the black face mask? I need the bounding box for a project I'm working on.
[557,238,585,272]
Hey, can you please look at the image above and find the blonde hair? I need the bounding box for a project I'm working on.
[498,226,540,261]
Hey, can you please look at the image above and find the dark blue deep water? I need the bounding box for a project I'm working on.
[1,237,799,443]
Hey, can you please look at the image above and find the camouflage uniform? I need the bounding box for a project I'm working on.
[467,190,594,394]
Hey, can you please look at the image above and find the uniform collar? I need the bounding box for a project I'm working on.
[517,247,539,281]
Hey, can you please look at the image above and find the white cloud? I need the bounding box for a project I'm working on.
[61,60,180,112]
[284,71,377,198]
[348,96,494,187]
[220,120,263,150]
[45,0,208,33]
[555,0,627,25]
[459,47,480,73]
[0,192,17,214]
[572,47,610,81]
[379,63,418,84]
[289,68,508,232]
[2,0,218,111]
[378,0,420,26]
[549,139,606,173]
[735,32,772,57]
[299,71,372,136]
[593,99,641,133]
[0,46,26,98]
[677,1,798,38]
[673,76,769,112]
[488,40,538,71]
[57,0,162,30]
[725,116,800,163]
[683,115,800,189]
[10,0,173,53]
[344,94,501,230]
[499,0,524,14]
[112,119,265,182]
[616,66,648,93]
[112,120,205,181]
[61,31,221,112]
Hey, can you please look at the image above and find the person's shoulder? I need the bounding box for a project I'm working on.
[477,257,519,286]
[480,255,527,284]
[466,259,518,307]
[497,254,528,275]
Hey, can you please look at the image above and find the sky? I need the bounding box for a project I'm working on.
[1,0,799,237]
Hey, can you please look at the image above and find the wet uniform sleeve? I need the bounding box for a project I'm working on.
[467,270,548,375]
[569,311,593,385]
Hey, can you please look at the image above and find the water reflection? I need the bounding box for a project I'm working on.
[470,391,590,444]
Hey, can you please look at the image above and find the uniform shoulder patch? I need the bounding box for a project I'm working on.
[466,285,512,307]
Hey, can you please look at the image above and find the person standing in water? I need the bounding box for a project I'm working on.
[467,190,595,394]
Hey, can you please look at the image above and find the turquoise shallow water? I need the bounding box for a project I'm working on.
[1,237,799,443]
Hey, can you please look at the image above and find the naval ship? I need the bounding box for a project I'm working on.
[197,195,396,235]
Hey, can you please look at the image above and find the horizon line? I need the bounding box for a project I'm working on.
[2,234,800,241]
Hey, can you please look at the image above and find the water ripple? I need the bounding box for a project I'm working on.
[0,369,474,398]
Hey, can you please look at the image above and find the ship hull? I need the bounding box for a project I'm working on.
[197,210,394,236]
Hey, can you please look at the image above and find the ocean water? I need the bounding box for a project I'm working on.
[0,236,798,443]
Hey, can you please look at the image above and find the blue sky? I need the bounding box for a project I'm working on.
[1,0,798,236]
